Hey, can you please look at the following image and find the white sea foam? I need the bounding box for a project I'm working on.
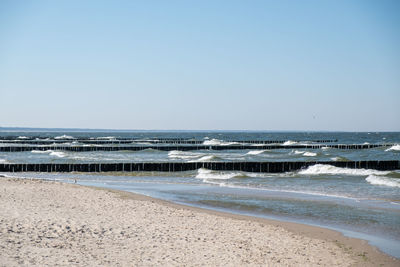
[303,152,317,157]
[321,146,330,150]
[330,156,349,162]
[54,135,75,140]
[299,164,390,176]
[366,175,400,188]
[292,150,317,156]
[385,144,400,152]
[195,168,245,180]
[96,136,116,140]
[283,140,297,146]
[0,159,8,163]
[31,149,65,158]
[17,136,29,139]
[203,139,240,146]
[168,150,200,160]
[246,150,267,155]
[31,150,52,154]
[49,151,66,158]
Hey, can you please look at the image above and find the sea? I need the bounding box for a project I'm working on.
[0,130,399,258]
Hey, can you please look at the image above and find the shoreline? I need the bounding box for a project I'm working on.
[0,177,398,266]
[99,186,399,265]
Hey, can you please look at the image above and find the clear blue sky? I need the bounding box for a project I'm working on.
[1,0,399,131]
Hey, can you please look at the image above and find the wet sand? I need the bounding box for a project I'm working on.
[0,177,398,266]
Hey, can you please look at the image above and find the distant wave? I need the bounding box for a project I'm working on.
[385,144,400,152]
[195,168,251,180]
[331,156,349,162]
[50,151,66,158]
[17,136,29,139]
[31,150,52,154]
[246,150,268,155]
[168,150,200,160]
[292,150,317,157]
[203,139,240,146]
[136,148,160,153]
[191,155,222,162]
[299,164,390,176]
[282,140,298,146]
[366,175,400,188]
[31,150,66,158]
[54,135,75,140]
[96,136,116,140]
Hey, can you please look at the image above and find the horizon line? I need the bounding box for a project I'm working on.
[0,126,398,133]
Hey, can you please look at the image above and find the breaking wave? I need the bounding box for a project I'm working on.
[246,150,268,155]
[195,168,249,180]
[299,164,390,176]
[385,144,400,152]
[168,150,201,160]
[283,140,298,146]
[190,155,222,162]
[331,156,349,162]
[54,135,75,140]
[31,150,66,158]
[293,150,317,157]
[203,139,240,146]
[366,175,400,188]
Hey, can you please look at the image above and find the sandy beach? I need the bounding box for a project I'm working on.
[0,177,398,266]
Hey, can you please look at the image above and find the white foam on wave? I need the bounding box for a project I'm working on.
[303,152,317,157]
[292,150,317,157]
[96,136,116,140]
[246,150,267,155]
[203,139,240,146]
[321,146,330,150]
[385,144,400,152]
[283,140,298,146]
[190,155,222,162]
[195,168,247,180]
[17,136,29,139]
[0,159,8,163]
[366,175,400,188]
[31,149,66,158]
[31,150,52,154]
[299,164,390,176]
[168,150,200,160]
[54,135,75,140]
[49,151,66,158]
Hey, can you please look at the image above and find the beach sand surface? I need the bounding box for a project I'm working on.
[0,178,398,266]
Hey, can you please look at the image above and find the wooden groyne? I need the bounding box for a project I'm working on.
[0,160,398,173]
[0,144,392,152]
[0,139,338,145]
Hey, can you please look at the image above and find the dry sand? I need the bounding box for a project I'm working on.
[0,177,398,266]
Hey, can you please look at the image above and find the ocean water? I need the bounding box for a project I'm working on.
[0,131,399,257]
